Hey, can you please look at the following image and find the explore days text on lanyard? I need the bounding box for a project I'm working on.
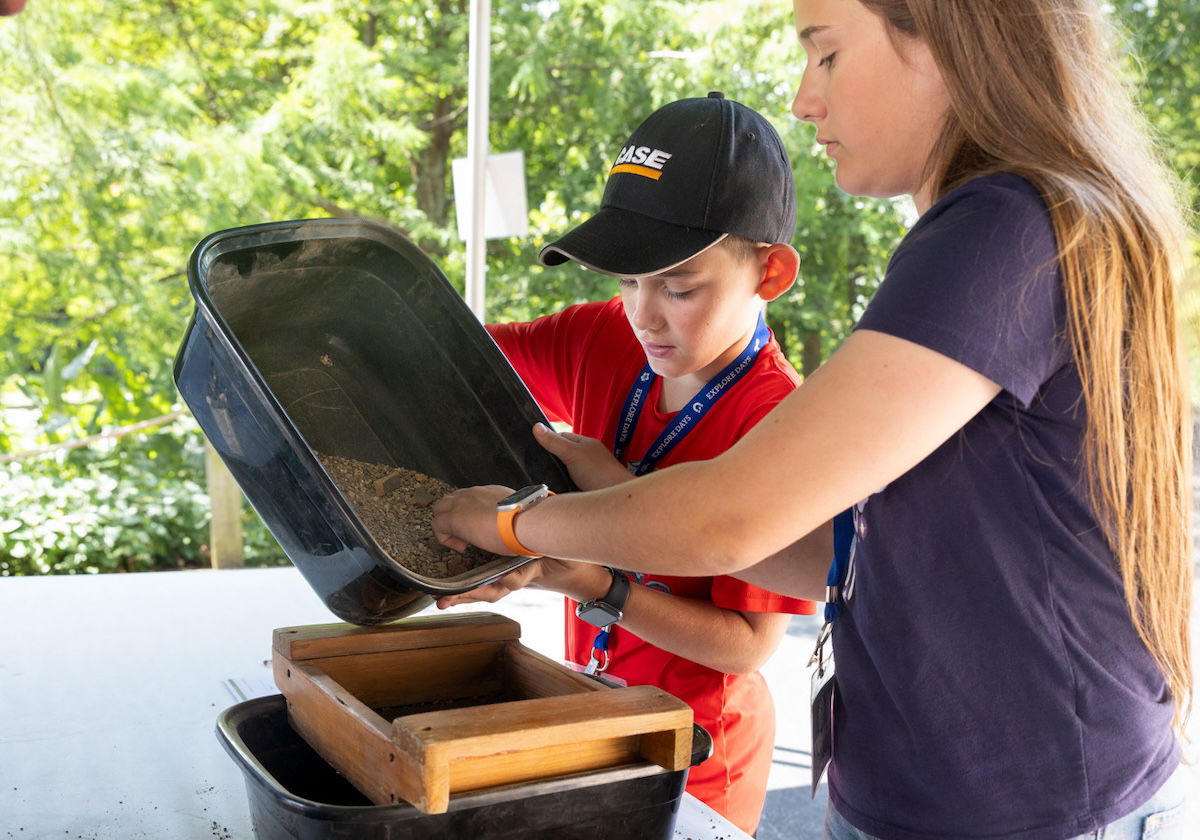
[584,314,772,676]
[808,508,855,796]
[612,314,772,476]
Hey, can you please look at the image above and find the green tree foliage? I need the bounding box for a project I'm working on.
[0,0,1195,572]
[1113,0,1200,197]
[0,1,899,445]
[0,420,283,574]
[1110,0,1200,388]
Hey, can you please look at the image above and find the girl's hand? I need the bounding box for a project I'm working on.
[431,484,513,555]
[533,423,632,490]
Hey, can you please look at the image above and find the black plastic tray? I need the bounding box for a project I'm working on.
[217,694,709,840]
[173,219,575,624]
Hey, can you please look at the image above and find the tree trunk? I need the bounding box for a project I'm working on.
[802,330,823,377]
[415,95,455,230]
[412,0,466,236]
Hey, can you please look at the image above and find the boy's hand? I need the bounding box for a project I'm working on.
[434,559,547,608]
[435,558,613,609]
[431,484,513,555]
[533,423,631,490]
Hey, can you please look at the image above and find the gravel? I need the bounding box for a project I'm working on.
[316,453,495,579]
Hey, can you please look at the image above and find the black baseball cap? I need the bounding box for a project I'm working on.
[538,92,796,277]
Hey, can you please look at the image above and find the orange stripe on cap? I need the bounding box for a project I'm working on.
[609,163,664,180]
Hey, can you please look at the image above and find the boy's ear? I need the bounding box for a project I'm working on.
[756,243,800,302]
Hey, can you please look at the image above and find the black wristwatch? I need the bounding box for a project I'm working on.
[575,567,631,628]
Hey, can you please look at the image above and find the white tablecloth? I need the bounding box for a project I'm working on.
[0,567,750,839]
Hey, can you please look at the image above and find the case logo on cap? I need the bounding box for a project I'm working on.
[610,145,673,180]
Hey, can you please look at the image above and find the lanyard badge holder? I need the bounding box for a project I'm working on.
[809,508,854,797]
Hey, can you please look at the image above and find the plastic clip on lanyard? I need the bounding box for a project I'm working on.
[809,508,854,671]
[588,315,773,670]
[584,628,611,675]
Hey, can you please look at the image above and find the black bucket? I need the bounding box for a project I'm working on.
[173,219,575,624]
[217,694,712,840]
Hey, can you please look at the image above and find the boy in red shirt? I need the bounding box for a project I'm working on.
[437,93,815,835]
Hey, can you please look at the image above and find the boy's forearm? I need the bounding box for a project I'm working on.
[532,559,615,603]
[614,585,791,675]
[527,560,797,674]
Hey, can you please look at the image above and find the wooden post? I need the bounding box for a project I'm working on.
[204,441,244,568]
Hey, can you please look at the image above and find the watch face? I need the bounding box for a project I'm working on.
[497,483,549,512]
[576,602,621,628]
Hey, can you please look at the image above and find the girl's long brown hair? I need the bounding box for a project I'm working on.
[860,0,1194,731]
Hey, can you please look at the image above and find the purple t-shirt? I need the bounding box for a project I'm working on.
[829,173,1179,840]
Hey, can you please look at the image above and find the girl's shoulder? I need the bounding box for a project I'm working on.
[927,171,1047,220]
[866,171,1068,405]
[898,171,1056,266]
[937,171,1045,204]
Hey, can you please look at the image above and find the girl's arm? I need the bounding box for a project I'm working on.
[433,329,1000,592]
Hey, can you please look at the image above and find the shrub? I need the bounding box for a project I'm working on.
[0,425,288,575]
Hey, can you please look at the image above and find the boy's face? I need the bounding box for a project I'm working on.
[618,242,767,386]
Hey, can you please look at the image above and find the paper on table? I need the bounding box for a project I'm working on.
[222,670,277,703]
[672,794,755,840]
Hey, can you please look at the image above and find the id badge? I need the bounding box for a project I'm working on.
[810,657,836,797]
[564,660,627,687]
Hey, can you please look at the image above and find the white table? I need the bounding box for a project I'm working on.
[0,567,751,839]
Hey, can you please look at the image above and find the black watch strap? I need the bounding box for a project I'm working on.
[575,567,631,628]
[600,567,631,612]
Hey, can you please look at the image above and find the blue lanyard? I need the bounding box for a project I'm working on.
[809,507,855,674]
[612,314,771,475]
[588,314,771,673]
[825,509,856,623]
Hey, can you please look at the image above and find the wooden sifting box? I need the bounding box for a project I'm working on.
[272,611,694,814]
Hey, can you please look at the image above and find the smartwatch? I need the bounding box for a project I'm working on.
[575,567,631,628]
[495,484,553,557]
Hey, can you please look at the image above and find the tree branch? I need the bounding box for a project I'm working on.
[164,0,227,124]
[0,411,189,465]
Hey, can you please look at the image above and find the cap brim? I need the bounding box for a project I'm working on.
[538,207,724,277]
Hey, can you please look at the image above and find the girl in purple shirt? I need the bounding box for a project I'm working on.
[434,2,1195,837]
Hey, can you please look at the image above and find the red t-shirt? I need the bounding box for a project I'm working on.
[487,298,815,834]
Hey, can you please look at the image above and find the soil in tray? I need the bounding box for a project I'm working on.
[317,454,495,579]
[374,691,523,721]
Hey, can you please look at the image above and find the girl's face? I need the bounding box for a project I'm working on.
[791,0,950,212]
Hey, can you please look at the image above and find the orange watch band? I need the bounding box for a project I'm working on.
[496,490,554,557]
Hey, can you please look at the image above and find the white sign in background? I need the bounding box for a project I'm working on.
[452,150,529,240]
